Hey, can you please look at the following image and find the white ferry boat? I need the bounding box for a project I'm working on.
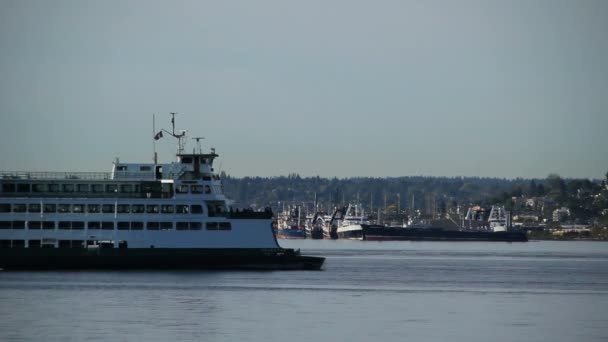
[0,115,324,270]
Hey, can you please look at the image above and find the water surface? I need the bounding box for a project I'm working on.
[1,241,607,341]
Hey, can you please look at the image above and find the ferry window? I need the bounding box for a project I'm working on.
[162,183,173,195]
[49,184,60,193]
[29,240,41,248]
[12,240,25,248]
[28,203,41,213]
[146,204,159,214]
[43,221,55,229]
[72,204,84,213]
[176,222,188,230]
[0,204,10,213]
[117,204,130,213]
[117,222,130,230]
[116,165,127,171]
[12,204,26,213]
[28,221,42,230]
[58,240,71,248]
[191,205,203,214]
[87,204,100,213]
[0,240,11,247]
[219,222,232,230]
[206,222,218,230]
[91,184,104,193]
[106,184,118,193]
[161,205,174,214]
[191,185,203,194]
[133,184,141,193]
[146,222,159,230]
[88,222,100,229]
[205,201,226,217]
[120,184,134,193]
[58,221,71,229]
[71,240,84,248]
[62,184,74,193]
[176,205,189,214]
[160,222,172,230]
[101,221,114,230]
[181,157,193,164]
[202,175,212,181]
[190,222,202,230]
[33,184,48,192]
[131,222,143,230]
[77,184,89,192]
[204,185,211,194]
[118,240,128,249]
[58,204,70,213]
[44,204,56,213]
[0,221,11,229]
[131,204,145,213]
[176,185,189,194]
[101,204,115,213]
[140,166,152,171]
[72,222,84,230]
[17,184,30,193]
[2,183,16,192]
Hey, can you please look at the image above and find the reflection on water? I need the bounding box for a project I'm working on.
[1,241,607,342]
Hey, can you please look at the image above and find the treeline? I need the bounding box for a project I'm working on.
[221,172,608,225]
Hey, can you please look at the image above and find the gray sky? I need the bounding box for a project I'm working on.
[1,0,606,179]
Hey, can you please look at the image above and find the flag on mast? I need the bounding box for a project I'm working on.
[154,131,163,140]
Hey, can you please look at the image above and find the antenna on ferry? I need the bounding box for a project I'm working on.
[153,113,158,164]
[170,112,177,136]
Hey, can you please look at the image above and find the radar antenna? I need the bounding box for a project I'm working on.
[192,137,205,154]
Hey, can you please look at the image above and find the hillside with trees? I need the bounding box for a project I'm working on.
[221,172,608,229]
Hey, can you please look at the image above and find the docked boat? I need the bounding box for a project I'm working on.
[360,224,528,241]
[335,204,367,240]
[359,206,527,242]
[305,212,325,240]
[0,115,324,270]
[275,205,307,239]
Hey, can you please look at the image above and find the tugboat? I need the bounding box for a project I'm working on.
[0,114,325,270]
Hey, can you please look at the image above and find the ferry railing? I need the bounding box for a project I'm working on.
[0,171,154,181]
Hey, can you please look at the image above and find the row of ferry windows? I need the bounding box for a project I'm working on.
[0,221,231,231]
[3,183,139,193]
[0,204,204,214]
[0,240,115,248]
[1,183,214,195]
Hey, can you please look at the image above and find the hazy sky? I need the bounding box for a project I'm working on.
[1,0,606,179]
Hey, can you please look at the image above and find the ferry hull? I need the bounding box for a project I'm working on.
[361,225,528,242]
[0,248,325,271]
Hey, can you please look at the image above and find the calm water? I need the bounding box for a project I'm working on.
[1,241,607,342]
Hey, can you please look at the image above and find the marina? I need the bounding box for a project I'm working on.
[274,203,528,242]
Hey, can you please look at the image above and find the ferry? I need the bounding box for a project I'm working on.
[0,115,325,270]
